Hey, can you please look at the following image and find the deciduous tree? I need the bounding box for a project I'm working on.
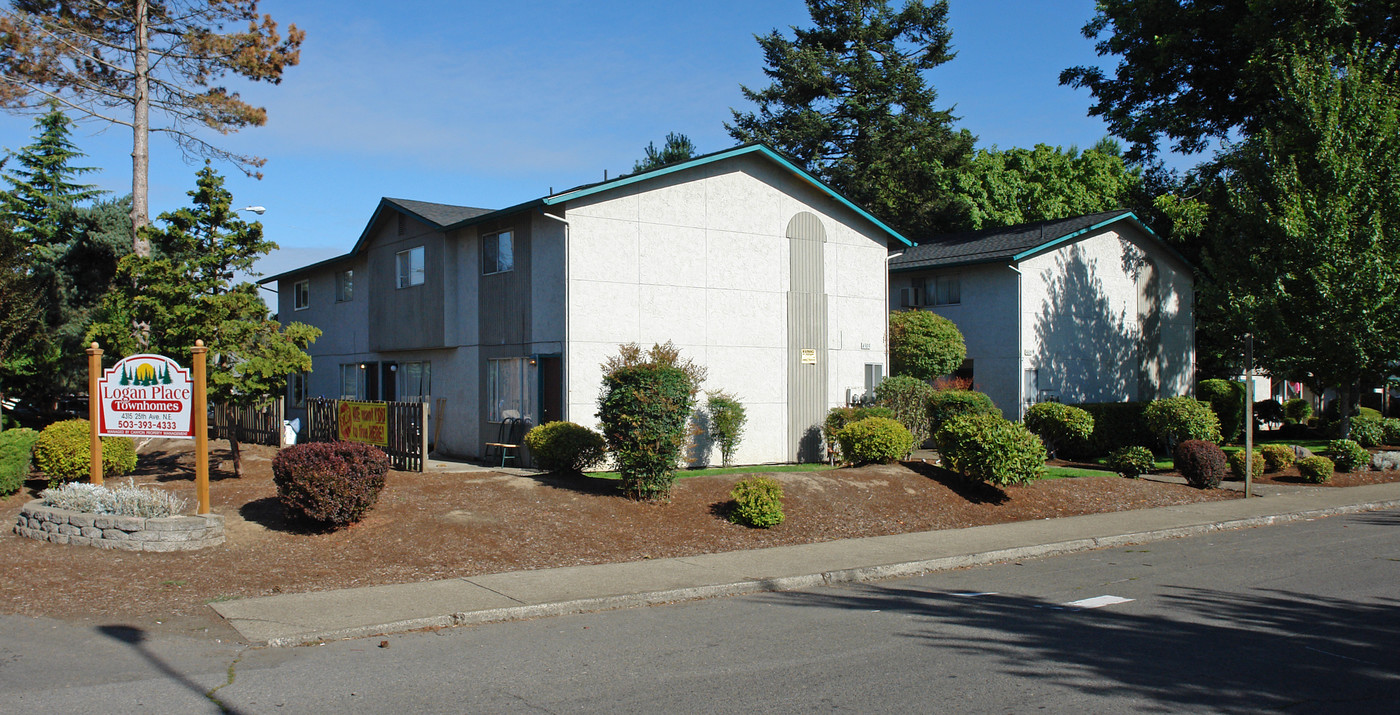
[0,0,305,255]
[948,139,1140,231]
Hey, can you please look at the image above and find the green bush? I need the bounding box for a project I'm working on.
[0,428,40,496]
[835,417,915,465]
[1145,397,1222,450]
[1260,444,1296,472]
[823,405,896,445]
[1297,455,1335,483]
[32,419,137,487]
[1073,401,1153,458]
[889,309,966,381]
[1106,445,1155,478]
[935,412,1047,486]
[1174,439,1228,489]
[523,421,606,474]
[272,441,390,527]
[1283,398,1313,424]
[874,375,936,446]
[926,389,998,433]
[1383,418,1400,445]
[1227,449,1265,480]
[1347,414,1386,448]
[728,475,784,528]
[705,391,748,467]
[1326,439,1370,473]
[597,343,704,500]
[1023,402,1094,458]
[1198,379,1247,442]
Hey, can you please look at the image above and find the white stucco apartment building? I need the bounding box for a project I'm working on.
[888,211,1195,419]
[263,144,907,465]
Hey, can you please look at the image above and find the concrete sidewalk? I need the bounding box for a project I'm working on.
[212,481,1400,647]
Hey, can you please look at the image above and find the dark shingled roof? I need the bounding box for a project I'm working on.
[383,198,494,227]
[890,210,1134,271]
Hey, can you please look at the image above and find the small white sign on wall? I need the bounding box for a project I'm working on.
[801,349,817,365]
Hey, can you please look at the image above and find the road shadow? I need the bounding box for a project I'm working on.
[97,624,242,714]
[901,460,1009,505]
[765,581,1400,711]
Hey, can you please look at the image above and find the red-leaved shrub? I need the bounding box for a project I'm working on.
[272,441,390,527]
[1174,439,1228,489]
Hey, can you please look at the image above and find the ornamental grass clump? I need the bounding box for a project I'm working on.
[0,428,40,497]
[1174,439,1228,489]
[935,412,1046,486]
[32,419,138,487]
[835,417,914,465]
[272,441,390,528]
[1023,402,1094,459]
[728,475,784,528]
[1106,445,1155,478]
[1260,444,1296,472]
[1297,455,1335,483]
[523,421,606,475]
[41,479,187,518]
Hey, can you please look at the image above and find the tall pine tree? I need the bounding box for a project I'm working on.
[727,0,974,237]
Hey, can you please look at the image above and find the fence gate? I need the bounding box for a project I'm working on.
[211,399,283,447]
[305,397,429,471]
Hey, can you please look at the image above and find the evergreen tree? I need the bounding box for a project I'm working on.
[0,216,41,428]
[727,0,974,237]
[1,100,104,250]
[632,132,696,173]
[88,165,319,475]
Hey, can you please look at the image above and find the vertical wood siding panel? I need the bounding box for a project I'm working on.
[787,212,827,462]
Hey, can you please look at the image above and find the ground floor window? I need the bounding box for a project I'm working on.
[488,357,536,423]
[864,363,884,399]
[288,372,308,408]
[339,363,364,400]
[399,361,431,401]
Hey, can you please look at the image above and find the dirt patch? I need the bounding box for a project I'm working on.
[8,439,1367,640]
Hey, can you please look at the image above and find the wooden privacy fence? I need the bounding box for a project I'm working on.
[211,399,283,447]
[304,397,429,472]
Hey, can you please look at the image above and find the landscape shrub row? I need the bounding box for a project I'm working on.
[0,428,40,497]
[32,419,137,488]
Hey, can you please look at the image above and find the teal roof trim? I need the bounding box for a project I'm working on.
[544,144,913,247]
[1009,211,1190,267]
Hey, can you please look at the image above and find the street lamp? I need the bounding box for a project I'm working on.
[239,206,266,215]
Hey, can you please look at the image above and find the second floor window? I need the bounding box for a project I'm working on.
[336,270,354,302]
[293,280,309,310]
[397,246,424,288]
[483,230,514,275]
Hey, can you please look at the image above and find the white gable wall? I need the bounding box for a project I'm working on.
[562,154,890,465]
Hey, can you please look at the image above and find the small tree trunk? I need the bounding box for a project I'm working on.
[230,435,242,478]
[1339,380,1361,440]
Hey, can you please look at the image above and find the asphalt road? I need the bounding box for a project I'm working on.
[4,508,1399,713]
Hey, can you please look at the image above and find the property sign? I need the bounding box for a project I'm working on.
[97,354,195,438]
[338,401,388,446]
[801,349,817,365]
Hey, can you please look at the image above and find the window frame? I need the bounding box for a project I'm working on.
[398,361,432,402]
[923,275,961,306]
[293,279,309,311]
[482,230,515,276]
[335,269,354,302]
[288,371,308,408]
[339,363,364,400]
[487,357,536,423]
[396,246,425,288]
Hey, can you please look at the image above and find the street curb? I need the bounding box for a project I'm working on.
[256,497,1400,647]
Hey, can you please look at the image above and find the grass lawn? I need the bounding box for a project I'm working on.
[1044,465,1116,479]
[586,462,836,481]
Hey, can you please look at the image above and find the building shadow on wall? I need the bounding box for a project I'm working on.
[1034,245,1142,404]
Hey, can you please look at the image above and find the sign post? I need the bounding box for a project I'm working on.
[1244,334,1254,499]
[87,343,104,485]
[192,340,209,515]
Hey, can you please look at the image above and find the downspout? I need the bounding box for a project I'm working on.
[1008,261,1024,419]
[541,209,569,420]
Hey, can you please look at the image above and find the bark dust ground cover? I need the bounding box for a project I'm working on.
[1,439,1391,642]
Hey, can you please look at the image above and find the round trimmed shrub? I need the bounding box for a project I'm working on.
[889,309,966,381]
[1106,445,1155,478]
[874,375,936,446]
[1198,379,1246,442]
[1227,449,1265,480]
[728,475,784,528]
[272,441,390,527]
[1347,414,1385,448]
[1174,439,1228,489]
[523,421,606,474]
[1283,398,1312,424]
[32,419,137,487]
[1326,439,1370,473]
[927,389,998,433]
[835,417,915,465]
[1382,418,1400,446]
[935,412,1047,486]
[1297,455,1335,483]
[0,427,40,496]
[1023,402,1094,458]
[1260,444,1296,472]
[823,405,896,444]
[1145,397,1222,449]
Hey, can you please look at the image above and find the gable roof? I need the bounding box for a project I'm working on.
[888,210,1184,272]
[261,142,910,284]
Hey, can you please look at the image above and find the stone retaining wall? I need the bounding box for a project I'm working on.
[13,501,224,552]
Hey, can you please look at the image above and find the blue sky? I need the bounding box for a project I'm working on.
[1,0,1128,280]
